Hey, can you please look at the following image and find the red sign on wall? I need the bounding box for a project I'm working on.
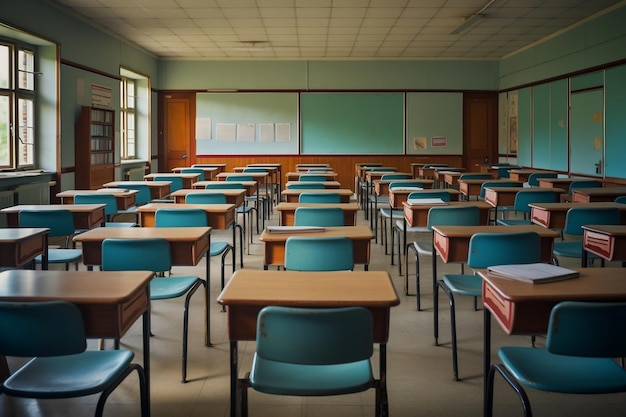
[431,136,447,147]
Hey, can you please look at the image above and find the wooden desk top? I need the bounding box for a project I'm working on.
[571,186,626,202]
[1,203,105,214]
[0,227,48,241]
[171,188,246,199]
[75,226,211,242]
[276,202,359,211]
[582,224,626,235]
[216,172,268,179]
[137,203,235,229]
[144,172,200,180]
[193,180,256,189]
[432,224,559,238]
[57,189,139,197]
[259,225,374,242]
[286,181,341,189]
[138,202,235,214]
[529,201,626,210]
[218,269,399,308]
[479,267,626,335]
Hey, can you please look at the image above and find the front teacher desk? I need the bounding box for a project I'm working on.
[258,225,374,269]
[478,267,626,417]
[217,269,400,417]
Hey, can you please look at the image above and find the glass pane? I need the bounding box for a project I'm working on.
[17,98,33,166]
[128,80,135,109]
[0,45,9,89]
[0,95,10,166]
[18,49,34,91]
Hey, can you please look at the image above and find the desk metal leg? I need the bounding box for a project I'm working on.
[42,234,49,270]
[379,343,389,417]
[230,340,239,417]
[206,234,212,346]
[142,307,151,415]
[483,309,491,417]
[433,247,439,343]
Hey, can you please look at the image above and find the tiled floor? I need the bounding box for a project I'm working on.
[1,200,625,417]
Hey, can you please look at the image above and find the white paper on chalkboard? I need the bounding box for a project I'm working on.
[259,123,275,142]
[216,123,236,141]
[276,123,291,142]
[237,123,256,142]
[196,118,211,139]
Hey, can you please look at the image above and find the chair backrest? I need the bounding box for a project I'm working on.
[423,164,448,169]
[294,207,345,227]
[615,195,626,204]
[242,168,268,173]
[389,181,423,190]
[74,193,118,216]
[19,209,75,237]
[381,174,411,180]
[180,168,205,181]
[284,236,354,271]
[527,172,557,186]
[497,167,513,178]
[154,176,184,192]
[287,182,325,189]
[407,191,452,202]
[226,175,254,182]
[467,231,542,268]
[155,208,208,227]
[546,301,626,358]
[101,237,172,273]
[0,301,86,357]
[205,182,245,190]
[185,192,227,204]
[512,189,559,213]
[426,205,481,230]
[119,184,152,205]
[307,169,331,173]
[255,306,373,365]
[458,173,493,180]
[479,181,519,198]
[563,207,620,236]
[298,175,328,182]
[369,168,396,172]
[298,193,341,203]
[568,180,603,193]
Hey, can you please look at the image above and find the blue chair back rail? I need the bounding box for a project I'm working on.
[284,236,354,271]
[294,207,345,227]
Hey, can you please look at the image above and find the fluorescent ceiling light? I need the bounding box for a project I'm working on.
[450,0,496,35]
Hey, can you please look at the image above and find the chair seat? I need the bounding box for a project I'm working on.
[150,276,203,300]
[499,346,626,394]
[553,241,601,259]
[250,356,374,396]
[2,350,135,398]
[379,208,404,219]
[442,274,482,296]
[209,241,231,257]
[36,249,82,264]
[412,241,433,256]
[395,220,429,233]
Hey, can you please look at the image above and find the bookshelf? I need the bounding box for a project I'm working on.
[75,106,115,189]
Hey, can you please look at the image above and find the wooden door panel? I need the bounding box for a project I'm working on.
[159,92,196,172]
[464,93,498,171]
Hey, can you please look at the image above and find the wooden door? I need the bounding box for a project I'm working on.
[463,93,498,171]
[158,92,195,171]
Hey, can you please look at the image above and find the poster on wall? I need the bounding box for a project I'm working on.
[508,93,519,154]
[91,84,113,109]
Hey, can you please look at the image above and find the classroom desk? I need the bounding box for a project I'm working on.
[477,267,626,417]
[192,163,227,174]
[56,189,138,210]
[282,188,353,203]
[581,224,626,266]
[0,269,153,399]
[102,180,171,199]
[483,186,562,222]
[442,171,464,188]
[258,225,374,269]
[433,169,465,188]
[529,202,626,229]
[217,269,400,417]
[0,228,49,269]
[246,163,282,202]
[285,171,338,181]
[458,179,524,201]
[571,186,626,203]
[295,163,332,171]
[137,203,235,229]
[171,166,217,180]
[374,179,434,197]
[537,177,586,189]
[285,180,341,189]
[389,188,460,208]
[144,172,200,189]
[410,163,445,178]
[171,188,246,207]
[74,226,212,344]
[2,204,106,230]
[275,202,359,226]
[216,171,268,188]
[193,180,257,196]
[507,169,555,183]
[403,201,492,228]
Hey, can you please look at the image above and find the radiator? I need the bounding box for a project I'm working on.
[0,189,17,227]
[124,166,147,181]
[17,181,51,205]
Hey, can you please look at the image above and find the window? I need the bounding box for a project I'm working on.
[0,42,36,169]
[120,77,136,159]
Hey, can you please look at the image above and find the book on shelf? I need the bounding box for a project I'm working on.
[266,225,325,234]
[487,262,579,284]
[407,198,447,206]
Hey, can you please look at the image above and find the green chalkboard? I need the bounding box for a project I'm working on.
[605,65,626,179]
[300,92,404,155]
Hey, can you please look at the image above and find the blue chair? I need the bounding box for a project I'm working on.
[241,306,385,416]
[373,180,424,242]
[73,193,137,227]
[486,301,626,417]
[101,238,205,383]
[552,207,620,267]
[155,207,234,292]
[437,231,542,380]
[180,167,205,181]
[615,195,626,204]
[106,184,152,223]
[388,190,450,268]
[497,189,560,226]
[298,192,341,203]
[243,168,273,215]
[479,181,521,223]
[405,205,481,310]
[458,173,493,181]
[185,191,244,266]
[526,172,557,187]
[153,175,184,193]
[284,236,354,271]
[294,207,344,227]
[0,301,149,417]
[298,174,328,182]
[18,209,83,270]
[287,182,325,189]
[227,175,263,236]
[564,180,602,201]
[368,174,413,233]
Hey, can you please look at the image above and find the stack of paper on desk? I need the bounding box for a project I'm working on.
[487,263,579,284]
[407,198,447,205]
